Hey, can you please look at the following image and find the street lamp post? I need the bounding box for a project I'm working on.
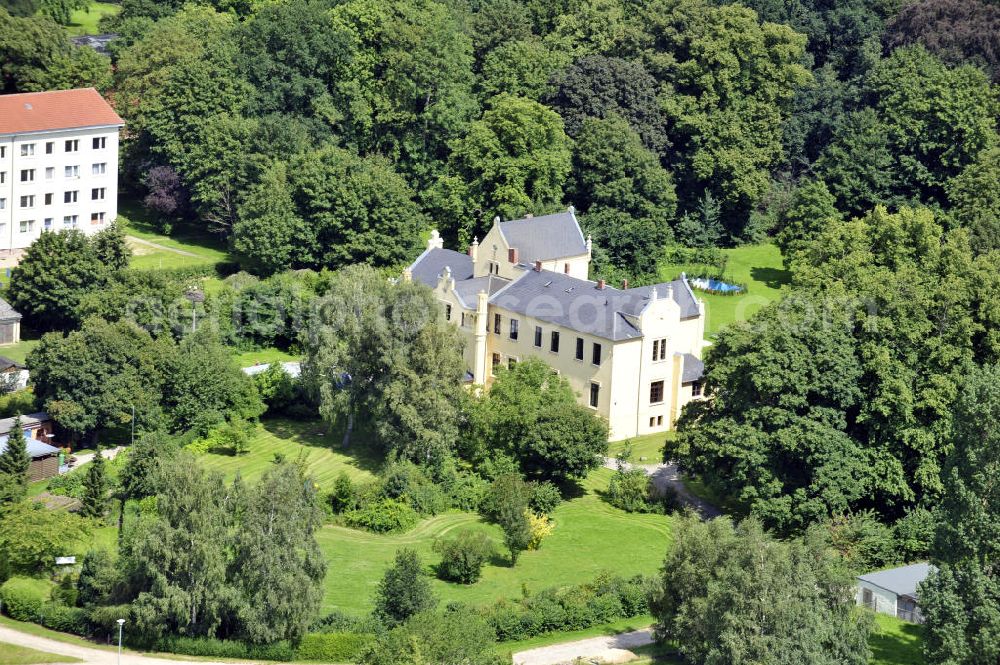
[116,618,125,665]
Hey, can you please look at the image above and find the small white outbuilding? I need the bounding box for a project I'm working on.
[856,562,934,624]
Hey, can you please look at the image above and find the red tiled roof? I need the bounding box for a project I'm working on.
[0,88,124,136]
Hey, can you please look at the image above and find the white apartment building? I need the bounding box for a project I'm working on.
[406,209,707,440]
[0,88,123,255]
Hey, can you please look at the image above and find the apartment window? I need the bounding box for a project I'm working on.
[491,352,501,375]
[691,382,703,397]
[19,195,34,208]
[43,218,52,230]
[64,139,79,152]
[92,136,106,149]
[20,169,34,182]
[0,146,5,158]
[493,313,501,335]
[592,343,602,365]
[92,162,107,175]
[550,331,560,353]
[509,318,519,340]
[92,187,106,201]
[19,220,34,233]
[64,190,78,204]
[575,337,584,361]
[20,144,34,157]
[64,165,79,179]
[445,304,452,321]
[460,312,467,327]
[45,167,54,180]
[0,172,4,184]
[534,326,542,347]
[650,380,665,405]
[63,215,78,227]
[657,415,663,426]
[652,338,667,361]
[45,142,54,155]
[589,382,600,408]
[44,193,52,206]
[0,198,5,210]
[649,417,655,427]
[91,212,105,225]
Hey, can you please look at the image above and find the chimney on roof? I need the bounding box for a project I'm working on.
[508,247,519,264]
[567,205,576,215]
[651,286,658,302]
[468,236,479,262]
[564,263,570,274]
[493,215,501,226]
[622,279,629,290]
[534,261,542,272]
[665,282,674,299]
[586,234,592,259]
[597,279,605,290]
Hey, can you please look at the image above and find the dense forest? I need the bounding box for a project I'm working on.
[1,0,996,284]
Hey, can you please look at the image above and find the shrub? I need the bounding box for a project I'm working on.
[328,472,357,514]
[381,460,447,516]
[146,636,294,660]
[607,465,653,513]
[344,498,418,533]
[434,529,496,584]
[309,610,381,634]
[45,471,85,498]
[51,574,78,606]
[526,511,553,550]
[447,471,489,511]
[528,481,562,515]
[0,577,50,621]
[296,632,370,662]
[37,602,88,635]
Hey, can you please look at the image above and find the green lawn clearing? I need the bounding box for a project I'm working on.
[196,418,379,489]
[317,467,672,615]
[870,614,925,665]
[609,432,674,463]
[232,347,300,367]
[117,200,231,272]
[64,1,119,36]
[0,641,80,665]
[660,244,790,338]
[0,338,39,365]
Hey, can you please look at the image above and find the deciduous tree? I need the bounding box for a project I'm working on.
[373,549,436,626]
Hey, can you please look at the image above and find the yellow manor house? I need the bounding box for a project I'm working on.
[405,208,707,440]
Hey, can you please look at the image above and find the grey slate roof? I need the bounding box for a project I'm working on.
[0,297,21,323]
[0,356,23,372]
[680,354,704,383]
[490,269,698,341]
[498,211,588,264]
[453,275,510,308]
[409,248,474,288]
[858,563,935,598]
[615,279,701,320]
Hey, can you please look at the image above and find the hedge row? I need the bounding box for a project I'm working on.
[136,261,240,281]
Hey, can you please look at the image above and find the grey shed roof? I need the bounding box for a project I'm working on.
[409,248,473,288]
[680,354,704,382]
[490,269,698,341]
[0,356,23,371]
[0,412,57,459]
[498,211,588,264]
[858,563,935,598]
[0,297,21,323]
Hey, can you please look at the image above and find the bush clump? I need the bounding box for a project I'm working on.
[296,632,370,662]
[344,498,418,533]
[434,529,496,584]
[0,577,51,621]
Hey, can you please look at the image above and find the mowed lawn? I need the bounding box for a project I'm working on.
[317,467,672,615]
[609,431,674,462]
[64,1,119,36]
[660,244,790,337]
[117,200,231,272]
[196,418,379,488]
[0,642,80,665]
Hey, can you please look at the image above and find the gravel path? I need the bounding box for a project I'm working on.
[512,628,655,665]
[69,446,126,469]
[0,624,239,665]
[603,457,721,518]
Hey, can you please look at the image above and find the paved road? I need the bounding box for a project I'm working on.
[512,628,655,665]
[603,457,721,518]
[0,624,241,665]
